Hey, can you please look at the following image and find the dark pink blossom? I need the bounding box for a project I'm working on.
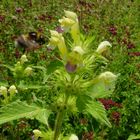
[127,42,135,49]
[128,52,140,56]
[15,7,23,13]
[82,131,94,140]
[99,98,122,110]
[38,14,46,21]
[111,111,121,125]
[0,15,5,22]
[108,26,117,36]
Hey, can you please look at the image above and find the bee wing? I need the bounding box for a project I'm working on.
[15,35,39,48]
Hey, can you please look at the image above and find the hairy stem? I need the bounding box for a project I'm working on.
[53,109,65,140]
[53,96,69,140]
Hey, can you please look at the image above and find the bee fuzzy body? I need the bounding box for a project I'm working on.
[15,32,45,52]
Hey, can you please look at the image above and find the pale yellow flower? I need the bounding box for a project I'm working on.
[33,129,43,139]
[8,85,18,95]
[0,86,7,96]
[59,17,75,31]
[20,54,28,64]
[50,30,60,38]
[69,134,79,140]
[98,71,117,83]
[24,67,32,76]
[96,41,111,54]
[64,10,78,21]
[59,11,78,32]
[48,30,62,47]
[48,30,68,60]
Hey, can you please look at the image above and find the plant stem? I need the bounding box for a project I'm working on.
[53,109,65,140]
[53,96,69,140]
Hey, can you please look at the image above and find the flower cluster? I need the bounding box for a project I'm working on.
[47,11,84,73]
[111,111,121,125]
[127,42,135,49]
[99,99,121,125]
[99,98,122,110]
[128,52,140,57]
[0,85,18,103]
[48,11,114,75]
[0,15,5,22]
[82,131,94,140]
[20,54,28,64]
[15,7,24,14]
[14,55,33,78]
[108,26,117,36]
[58,10,80,45]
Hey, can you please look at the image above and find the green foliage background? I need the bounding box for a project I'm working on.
[0,0,140,140]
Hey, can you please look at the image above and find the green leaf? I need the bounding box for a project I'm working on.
[85,100,111,127]
[0,100,50,126]
[88,81,115,99]
[35,109,50,127]
[83,35,95,48]
[18,81,48,90]
[0,64,14,72]
[127,134,140,140]
[76,94,91,112]
[31,66,48,84]
[47,60,63,74]
[0,82,8,87]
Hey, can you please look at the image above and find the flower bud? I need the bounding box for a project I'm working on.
[24,67,32,76]
[16,61,21,66]
[0,86,7,96]
[69,134,79,140]
[33,129,43,138]
[20,54,28,64]
[96,41,111,54]
[8,85,18,95]
[14,61,24,77]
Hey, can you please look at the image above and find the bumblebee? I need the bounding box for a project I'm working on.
[15,32,45,52]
